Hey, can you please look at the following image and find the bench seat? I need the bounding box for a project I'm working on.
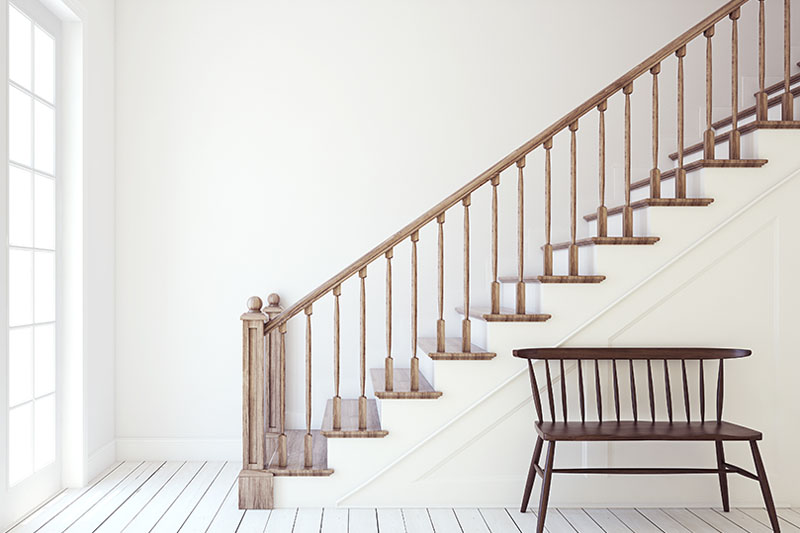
[536,420,762,441]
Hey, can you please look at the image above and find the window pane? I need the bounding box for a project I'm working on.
[9,403,34,486]
[9,327,34,407]
[34,26,55,103]
[34,251,55,323]
[9,166,34,247]
[9,249,34,327]
[9,86,33,166]
[34,175,56,250]
[34,395,56,470]
[34,101,55,175]
[34,324,55,397]
[9,4,32,90]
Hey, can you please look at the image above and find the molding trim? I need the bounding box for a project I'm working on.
[115,438,240,461]
[86,440,117,482]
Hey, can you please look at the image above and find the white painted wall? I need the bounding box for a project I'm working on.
[113,0,796,462]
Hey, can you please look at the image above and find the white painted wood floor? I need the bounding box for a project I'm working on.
[5,462,798,532]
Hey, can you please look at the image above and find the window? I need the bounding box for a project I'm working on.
[7,1,57,487]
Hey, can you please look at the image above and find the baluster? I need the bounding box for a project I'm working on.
[716,359,724,422]
[569,121,579,274]
[629,360,638,423]
[676,45,687,198]
[623,84,634,236]
[436,214,446,352]
[647,359,656,422]
[333,286,342,430]
[699,360,706,423]
[704,26,716,159]
[490,175,500,314]
[543,141,554,276]
[664,360,674,423]
[278,324,287,466]
[545,360,556,423]
[681,360,691,422]
[756,0,769,120]
[560,359,568,423]
[597,101,608,236]
[650,65,662,199]
[304,305,313,468]
[594,359,603,423]
[730,8,742,159]
[462,195,471,351]
[411,231,420,391]
[359,267,367,430]
[384,250,393,391]
[528,360,544,424]
[612,359,621,422]
[578,360,586,423]
[516,157,526,312]
[783,0,794,120]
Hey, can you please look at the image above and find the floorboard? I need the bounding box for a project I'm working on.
[743,508,800,532]
[689,508,748,532]
[320,508,348,533]
[263,508,297,533]
[559,509,604,532]
[348,508,378,533]
[610,508,663,532]
[236,509,271,533]
[151,461,225,532]
[123,461,203,531]
[177,461,239,532]
[480,508,519,532]
[664,508,721,532]
[455,508,490,533]
[429,508,463,533]
[584,508,634,532]
[636,509,689,533]
[377,508,405,533]
[206,479,246,532]
[403,508,434,532]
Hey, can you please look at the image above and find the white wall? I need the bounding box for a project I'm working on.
[114,0,792,456]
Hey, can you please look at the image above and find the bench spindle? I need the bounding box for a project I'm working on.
[528,360,544,424]
[612,359,621,422]
[577,360,586,423]
[594,359,602,423]
[629,360,638,422]
[717,359,724,422]
[545,360,556,423]
[681,359,691,422]
[560,359,568,423]
[647,359,656,422]
[700,360,706,423]
[664,360,674,423]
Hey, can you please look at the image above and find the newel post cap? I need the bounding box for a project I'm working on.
[263,293,284,318]
[241,296,267,321]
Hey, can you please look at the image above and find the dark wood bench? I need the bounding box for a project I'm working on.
[513,347,780,533]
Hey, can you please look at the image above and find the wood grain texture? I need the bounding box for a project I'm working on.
[455,305,552,323]
[241,300,266,470]
[418,337,496,360]
[371,368,442,399]
[534,420,761,441]
[238,470,274,509]
[583,198,714,222]
[549,236,660,251]
[650,64,661,199]
[264,431,332,476]
[730,8,741,159]
[321,399,388,438]
[633,158,768,191]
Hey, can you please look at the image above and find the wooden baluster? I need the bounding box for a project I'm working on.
[756,0,769,120]
[241,297,266,470]
[490,175,500,314]
[704,26,716,159]
[528,360,544,424]
[411,232,420,391]
[664,360,674,423]
[278,324,287,466]
[629,360,638,423]
[623,84,634,236]
[384,250,393,392]
[594,359,603,423]
[716,359,724,422]
[462,195,471,351]
[516,157,526,312]
[304,305,313,468]
[359,267,367,430]
[578,360,586,423]
[783,0,794,120]
[650,65,662,199]
[545,360,556,423]
[333,286,342,430]
[569,121,579,275]
[681,360,691,422]
[559,359,568,423]
[612,359,621,422]
[647,359,656,422]
[676,45,687,198]
[437,214,446,351]
[543,141,554,276]
[730,8,742,159]
[699,360,706,423]
[597,101,608,236]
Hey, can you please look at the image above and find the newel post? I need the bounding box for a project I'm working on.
[239,296,273,509]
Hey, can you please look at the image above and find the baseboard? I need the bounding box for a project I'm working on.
[115,437,240,461]
[86,440,117,482]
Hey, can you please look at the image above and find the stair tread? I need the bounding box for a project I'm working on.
[264,430,333,476]
[320,398,388,438]
[418,337,496,360]
[632,159,767,191]
[498,275,606,284]
[455,305,552,322]
[584,198,714,222]
[710,80,800,130]
[371,368,442,399]
[549,236,660,251]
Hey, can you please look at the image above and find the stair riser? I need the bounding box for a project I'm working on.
[499,281,542,314]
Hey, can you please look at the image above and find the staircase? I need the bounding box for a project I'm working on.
[238,0,800,509]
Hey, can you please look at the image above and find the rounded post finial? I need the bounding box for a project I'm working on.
[267,293,280,306]
[247,296,263,312]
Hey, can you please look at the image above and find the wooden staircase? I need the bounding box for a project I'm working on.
[237,0,800,510]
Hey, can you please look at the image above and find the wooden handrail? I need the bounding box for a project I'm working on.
[264,0,751,333]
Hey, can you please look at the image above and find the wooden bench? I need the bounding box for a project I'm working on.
[512,347,780,533]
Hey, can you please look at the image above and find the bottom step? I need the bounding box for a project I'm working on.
[265,430,333,476]
[321,398,388,438]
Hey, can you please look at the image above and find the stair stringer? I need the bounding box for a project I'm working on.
[271,129,800,507]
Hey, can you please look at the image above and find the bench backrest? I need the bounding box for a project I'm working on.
[512,348,751,424]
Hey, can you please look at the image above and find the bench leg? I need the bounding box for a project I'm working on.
[520,437,544,512]
[535,441,556,533]
[750,440,781,533]
[714,441,730,512]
